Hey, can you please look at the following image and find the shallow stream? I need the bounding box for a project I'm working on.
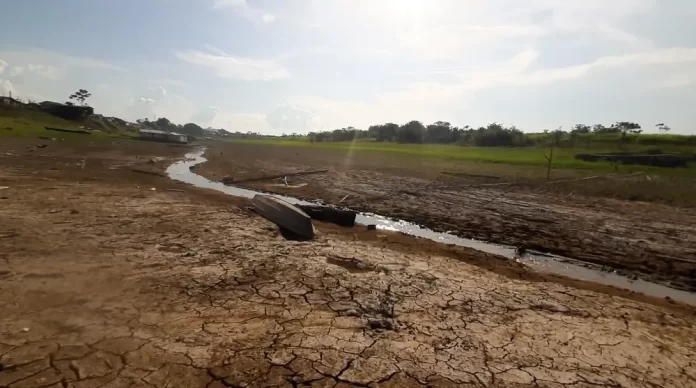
[166,149,696,305]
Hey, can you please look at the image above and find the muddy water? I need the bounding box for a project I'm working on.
[167,149,696,305]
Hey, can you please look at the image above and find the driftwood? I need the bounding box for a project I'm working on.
[297,204,356,227]
[129,168,166,177]
[223,169,328,185]
[267,183,308,188]
[575,153,691,168]
[45,126,91,134]
[440,172,501,180]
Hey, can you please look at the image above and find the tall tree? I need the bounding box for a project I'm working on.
[182,123,204,136]
[369,123,399,142]
[68,89,92,106]
[656,123,671,133]
[612,122,642,134]
[571,124,591,134]
[543,127,564,180]
[592,124,614,133]
[398,121,426,143]
[426,121,454,143]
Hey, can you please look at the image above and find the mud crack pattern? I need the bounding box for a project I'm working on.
[1,171,695,388]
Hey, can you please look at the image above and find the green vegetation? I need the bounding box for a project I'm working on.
[230,138,696,177]
[136,117,217,137]
[67,89,92,106]
[0,106,135,140]
[297,120,696,149]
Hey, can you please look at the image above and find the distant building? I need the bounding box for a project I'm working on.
[138,129,189,144]
[0,96,22,107]
[39,101,94,120]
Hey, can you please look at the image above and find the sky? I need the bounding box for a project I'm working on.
[1,0,695,134]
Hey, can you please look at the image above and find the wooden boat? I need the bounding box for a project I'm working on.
[251,195,315,239]
[297,204,356,227]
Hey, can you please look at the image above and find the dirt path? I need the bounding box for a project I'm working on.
[194,142,696,293]
[1,139,696,388]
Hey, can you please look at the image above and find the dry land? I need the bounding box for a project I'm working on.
[195,142,696,293]
[1,138,696,388]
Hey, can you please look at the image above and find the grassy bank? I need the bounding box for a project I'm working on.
[0,106,135,141]
[230,138,696,177]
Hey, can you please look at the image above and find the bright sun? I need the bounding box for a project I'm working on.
[372,0,431,25]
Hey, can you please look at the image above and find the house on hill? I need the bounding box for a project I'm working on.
[39,101,94,120]
[0,96,23,107]
[138,129,189,144]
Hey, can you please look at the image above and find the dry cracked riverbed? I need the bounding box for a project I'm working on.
[1,140,696,388]
[193,143,696,293]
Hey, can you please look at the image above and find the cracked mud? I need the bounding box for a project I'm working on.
[193,143,696,292]
[1,140,696,388]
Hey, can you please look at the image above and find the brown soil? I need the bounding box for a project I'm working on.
[2,138,696,388]
[194,142,696,293]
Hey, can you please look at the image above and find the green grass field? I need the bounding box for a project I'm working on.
[0,106,136,141]
[230,138,696,177]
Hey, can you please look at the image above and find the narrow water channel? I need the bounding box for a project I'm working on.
[166,149,696,305]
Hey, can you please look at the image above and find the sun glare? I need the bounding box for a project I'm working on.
[370,0,431,26]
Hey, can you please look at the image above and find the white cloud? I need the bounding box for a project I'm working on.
[0,60,62,81]
[0,48,125,72]
[291,0,661,64]
[266,105,321,133]
[26,64,62,80]
[212,0,246,8]
[127,97,158,121]
[213,0,276,24]
[0,79,17,96]
[202,44,228,56]
[285,45,696,131]
[396,24,547,60]
[408,47,696,95]
[149,85,167,97]
[191,105,220,125]
[210,112,274,133]
[174,48,290,81]
[122,92,200,125]
[8,66,24,77]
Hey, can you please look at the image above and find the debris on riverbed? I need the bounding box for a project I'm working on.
[575,152,693,168]
[166,149,696,302]
[222,169,328,185]
[45,126,91,134]
[251,194,315,239]
[297,204,357,227]
[267,182,308,188]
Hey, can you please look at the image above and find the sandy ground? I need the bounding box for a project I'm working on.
[194,142,696,293]
[1,139,696,388]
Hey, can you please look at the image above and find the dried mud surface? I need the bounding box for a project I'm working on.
[1,139,696,388]
[194,143,696,292]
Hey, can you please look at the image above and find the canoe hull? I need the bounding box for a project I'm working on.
[251,195,315,239]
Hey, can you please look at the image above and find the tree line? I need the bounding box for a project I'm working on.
[137,117,208,137]
[308,121,529,147]
[305,120,675,147]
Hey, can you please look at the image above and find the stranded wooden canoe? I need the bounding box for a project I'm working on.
[251,195,315,239]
